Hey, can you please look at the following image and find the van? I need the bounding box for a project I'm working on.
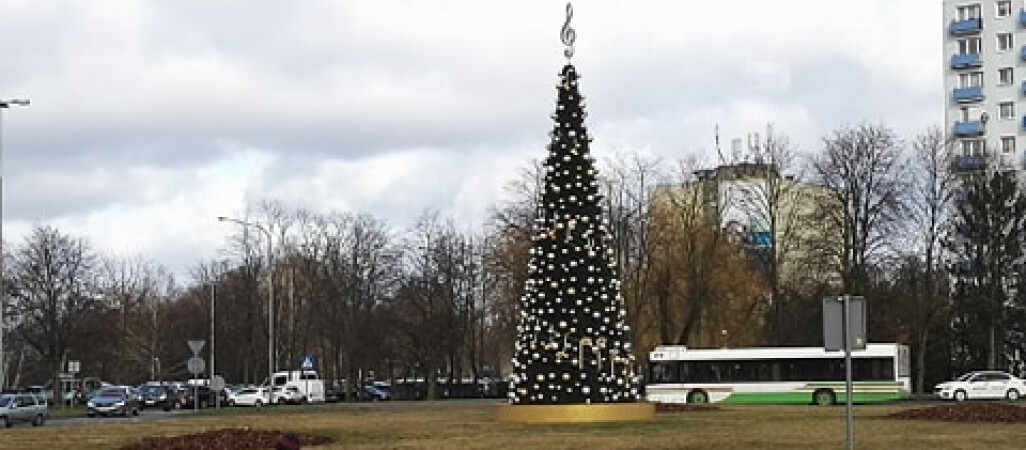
[270,371,325,404]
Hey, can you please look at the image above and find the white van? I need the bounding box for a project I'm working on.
[270,371,325,404]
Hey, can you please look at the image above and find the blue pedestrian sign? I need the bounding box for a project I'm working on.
[299,355,315,370]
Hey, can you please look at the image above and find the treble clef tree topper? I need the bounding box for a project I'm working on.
[561,2,576,60]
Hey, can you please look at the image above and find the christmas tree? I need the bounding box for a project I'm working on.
[508,61,639,405]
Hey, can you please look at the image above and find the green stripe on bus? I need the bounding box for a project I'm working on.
[719,391,906,404]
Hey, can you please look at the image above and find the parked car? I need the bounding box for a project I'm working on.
[86,386,141,417]
[139,385,181,411]
[180,386,219,408]
[324,384,343,403]
[271,386,304,405]
[0,393,48,427]
[227,387,270,407]
[362,384,391,401]
[934,371,1026,401]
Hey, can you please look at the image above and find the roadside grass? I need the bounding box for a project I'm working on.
[5,400,1026,449]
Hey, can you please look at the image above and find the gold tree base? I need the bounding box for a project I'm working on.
[495,402,655,423]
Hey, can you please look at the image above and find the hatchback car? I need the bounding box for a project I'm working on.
[934,371,1026,401]
[0,393,48,427]
[227,387,270,407]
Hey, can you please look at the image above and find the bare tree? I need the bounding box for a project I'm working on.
[7,226,102,398]
[98,256,177,384]
[905,126,957,392]
[810,123,910,295]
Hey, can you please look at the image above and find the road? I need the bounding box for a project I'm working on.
[52,408,194,426]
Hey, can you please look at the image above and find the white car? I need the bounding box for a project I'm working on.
[271,386,304,404]
[227,387,269,407]
[934,371,1026,401]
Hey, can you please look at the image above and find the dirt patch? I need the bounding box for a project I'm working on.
[119,428,335,450]
[654,403,720,413]
[887,402,1026,423]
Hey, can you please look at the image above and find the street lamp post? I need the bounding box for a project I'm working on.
[217,216,274,393]
[0,98,29,390]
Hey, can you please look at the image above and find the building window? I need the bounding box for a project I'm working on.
[999,102,1015,119]
[999,67,1014,85]
[961,139,985,156]
[957,3,982,21]
[997,1,1012,17]
[958,37,982,54]
[998,33,1014,52]
[1001,136,1015,154]
[959,71,984,88]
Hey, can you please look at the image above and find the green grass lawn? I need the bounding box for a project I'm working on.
[5,400,1026,449]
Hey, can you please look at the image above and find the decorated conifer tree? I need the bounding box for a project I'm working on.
[508,6,639,405]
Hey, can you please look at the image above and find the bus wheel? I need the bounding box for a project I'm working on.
[687,390,709,404]
[813,389,835,406]
[954,390,968,402]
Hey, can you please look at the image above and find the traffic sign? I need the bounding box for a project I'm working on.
[299,355,315,370]
[211,375,225,391]
[187,357,206,375]
[187,340,206,356]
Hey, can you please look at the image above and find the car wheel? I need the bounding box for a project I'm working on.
[87,412,95,418]
[255,400,263,408]
[954,390,968,402]
[1008,389,1021,401]
[3,416,11,428]
[687,390,709,404]
[814,389,836,406]
[132,407,140,416]
[32,414,45,426]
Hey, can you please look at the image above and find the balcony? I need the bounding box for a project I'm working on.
[952,154,987,171]
[950,53,982,69]
[953,86,984,103]
[1021,10,1026,26]
[949,18,982,35]
[953,120,985,136]
[1021,46,1026,61]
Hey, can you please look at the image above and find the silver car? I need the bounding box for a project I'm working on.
[0,393,48,427]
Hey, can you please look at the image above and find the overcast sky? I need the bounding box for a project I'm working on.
[0,0,941,282]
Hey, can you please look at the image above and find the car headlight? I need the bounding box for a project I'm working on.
[86,401,95,407]
[114,401,125,407]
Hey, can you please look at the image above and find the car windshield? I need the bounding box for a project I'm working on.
[98,389,125,398]
[956,373,976,382]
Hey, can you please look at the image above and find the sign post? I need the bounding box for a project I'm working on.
[823,295,866,450]
[186,340,206,411]
[66,360,80,408]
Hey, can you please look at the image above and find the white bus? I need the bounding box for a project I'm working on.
[646,343,911,405]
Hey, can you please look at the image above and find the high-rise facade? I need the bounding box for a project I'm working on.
[944,0,1026,173]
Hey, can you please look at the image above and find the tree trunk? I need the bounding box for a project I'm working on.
[915,330,929,394]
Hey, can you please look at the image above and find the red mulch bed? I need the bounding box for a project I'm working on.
[654,403,720,413]
[119,428,335,450]
[887,402,1026,423]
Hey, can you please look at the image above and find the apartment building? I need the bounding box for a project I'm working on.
[649,163,842,293]
[944,0,1026,173]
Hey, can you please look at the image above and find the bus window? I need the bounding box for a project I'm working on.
[650,362,678,383]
